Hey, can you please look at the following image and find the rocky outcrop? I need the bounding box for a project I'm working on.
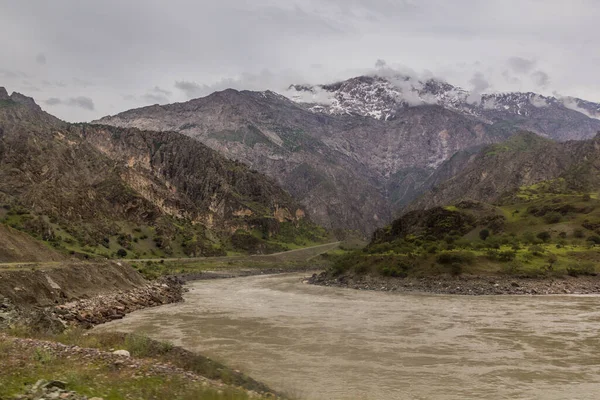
[0,87,9,100]
[12,379,92,400]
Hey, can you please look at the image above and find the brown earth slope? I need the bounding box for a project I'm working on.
[0,224,66,263]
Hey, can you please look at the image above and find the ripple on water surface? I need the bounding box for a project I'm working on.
[95,274,600,400]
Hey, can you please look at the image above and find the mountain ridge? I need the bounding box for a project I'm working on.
[0,89,325,259]
[95,76,600,234]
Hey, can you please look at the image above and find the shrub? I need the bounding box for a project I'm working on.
[479,229,490,241]
[116,248,128,258]
[498,250,517,262]
[486,250,516,262]
[587,235,600,245]
[502,261,523,275]
[558,232,567,239]
[543,212,562,224]
[425,244,438,254]
[566,262,596,277]
[436,251,475,265]
[573,229,585,238]
[528,245,545,256]
[537,231,551,242]
[449,263,463,276]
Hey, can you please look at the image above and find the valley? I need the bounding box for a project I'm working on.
[3,61,600,400]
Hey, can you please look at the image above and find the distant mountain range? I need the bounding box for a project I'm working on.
[96,74,600,234]
[0,88,325,260]
[287,75,600,140]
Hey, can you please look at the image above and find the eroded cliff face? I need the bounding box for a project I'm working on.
[0,94,323,257]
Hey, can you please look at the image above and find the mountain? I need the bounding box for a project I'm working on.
[96,75,600,234]
[314,134,600,286]
[406,131,600,211]
[288,75,600,141]
[0,88,325,259]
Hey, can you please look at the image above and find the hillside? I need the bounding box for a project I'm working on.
[407,131,600,211]
[316,191,600,291]
[0,88,326,260]
[0,224,65,263]
[313,132,600,289]
[96,75,600,234]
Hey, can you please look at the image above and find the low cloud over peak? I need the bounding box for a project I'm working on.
[45,96,95,111]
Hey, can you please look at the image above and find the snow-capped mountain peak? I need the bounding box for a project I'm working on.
[285,75,600,122]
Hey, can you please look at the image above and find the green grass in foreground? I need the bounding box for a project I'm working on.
[0,329,274,400]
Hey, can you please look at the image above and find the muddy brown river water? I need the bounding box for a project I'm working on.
[95,273,600,399]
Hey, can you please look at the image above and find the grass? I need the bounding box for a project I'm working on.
[1,329,275,398]
[0,335,267,400]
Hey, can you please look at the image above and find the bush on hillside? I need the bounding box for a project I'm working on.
[587,235,600,245]
[479,229,490,241]
[566,262,596,277]
[543,212,562,224]
[436,251,475,265]
[537,231,551,242]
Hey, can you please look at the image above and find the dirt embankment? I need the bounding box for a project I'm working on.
[0,224,66,263]
[0,262,183,331]
[309,272,600,295]
[0,262,146,306]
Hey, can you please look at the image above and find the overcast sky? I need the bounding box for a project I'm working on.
[1,0,599,121]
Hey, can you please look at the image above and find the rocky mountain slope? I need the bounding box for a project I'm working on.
[96,75,600,234]
[407,131,600,211]
[0,88,325,259]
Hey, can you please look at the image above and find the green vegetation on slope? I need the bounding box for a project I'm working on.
[330,186,600,279]
[0,330,275,400]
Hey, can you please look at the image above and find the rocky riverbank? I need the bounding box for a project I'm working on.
[308,272,600,295]
[50,277,184,329]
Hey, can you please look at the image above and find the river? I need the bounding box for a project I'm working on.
[95,273,600,399]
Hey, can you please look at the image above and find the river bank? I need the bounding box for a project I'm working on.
[308,271,600,295]
[0,262,285,399]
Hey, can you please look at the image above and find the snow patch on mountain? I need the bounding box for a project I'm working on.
[286,75,600,122]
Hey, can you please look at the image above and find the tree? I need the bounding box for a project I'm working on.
[479,229,490,241]
[116,248,127,258]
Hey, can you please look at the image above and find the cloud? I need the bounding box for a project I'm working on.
[467,72,490,104]
[529,94,549,107]
[501,70,520,85]
[1,1,600,121]
[45,96,95,110]
[36,53,46,65]
[45,97,61,106]
[151,86,171,96]
[531,70,550,88]
[142,93,169,104]
[556,93,599,119]
[507,56,535,74]
[174,80,204,99]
